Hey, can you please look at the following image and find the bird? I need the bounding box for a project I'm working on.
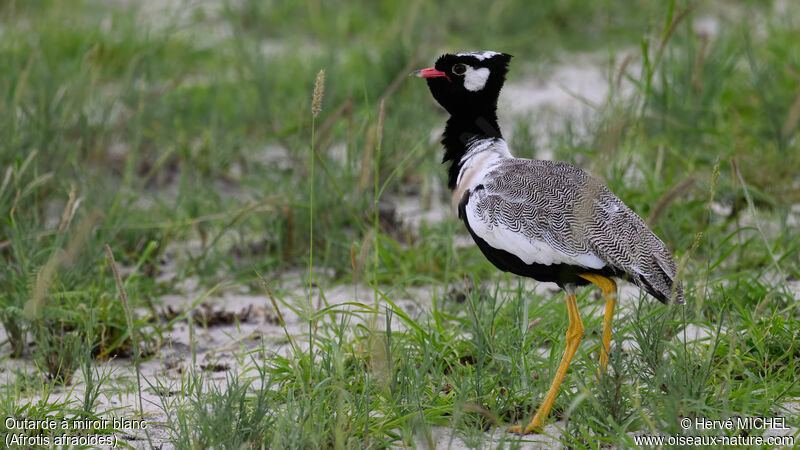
[411,51,685,434]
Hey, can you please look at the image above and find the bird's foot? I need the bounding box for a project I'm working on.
[507,419,544,435]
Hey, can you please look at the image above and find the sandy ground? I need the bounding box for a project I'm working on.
[5,267,794,448]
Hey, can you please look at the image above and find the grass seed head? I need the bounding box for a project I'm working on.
[312,69,325,118]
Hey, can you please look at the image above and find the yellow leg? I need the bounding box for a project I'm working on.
[509,292,583,434]
[578,274,617,376]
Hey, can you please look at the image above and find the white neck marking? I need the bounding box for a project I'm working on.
[452,138,512,211]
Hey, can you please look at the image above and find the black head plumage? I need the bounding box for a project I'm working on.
[412,51,512,188]
[423,51,513,118]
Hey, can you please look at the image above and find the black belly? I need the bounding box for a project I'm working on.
[468,226,623,288]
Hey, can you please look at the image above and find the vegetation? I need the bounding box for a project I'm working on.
[1,0,798,447]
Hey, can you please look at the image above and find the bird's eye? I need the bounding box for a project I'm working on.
[452,64,467,75]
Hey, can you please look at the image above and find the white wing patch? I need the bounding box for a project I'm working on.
[456,51,500,61]
[463,67,490,92]
[464,192,606,269]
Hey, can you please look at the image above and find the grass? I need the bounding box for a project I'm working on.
[1,0,799,447]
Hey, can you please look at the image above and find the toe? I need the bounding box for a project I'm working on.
[525,424,543,434]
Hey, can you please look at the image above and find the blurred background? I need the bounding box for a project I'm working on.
[1,0,799,447]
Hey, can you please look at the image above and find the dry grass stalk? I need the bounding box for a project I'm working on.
[359,100,387,191]
[105,243,147,427]
[315,96,353,153]
[359,124,376,191]
[646,176,697,226]
[57,184,78,233]
[259,275,298,354]
[615,52,634,91]
[378,57,419,103]
[353,229,375,282]
[658,2,697,57]
[706,158,721,211]
[283,204,293,261]
[25,209,102,320]
[105,244,134,336]
[461,403,501,427]
[691,33,710,94]
[674,231,702,303]
[781,83,800,140]
[376,99,386,153]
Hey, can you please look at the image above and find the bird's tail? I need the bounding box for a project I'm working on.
[634,252,686,305]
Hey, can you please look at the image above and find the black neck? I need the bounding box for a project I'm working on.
[441,112,502,189]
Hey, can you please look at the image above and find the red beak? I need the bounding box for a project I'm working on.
[410,67,451,81]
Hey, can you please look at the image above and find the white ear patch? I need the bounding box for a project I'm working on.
[463,66,490,91]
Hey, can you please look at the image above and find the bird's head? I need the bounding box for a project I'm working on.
[411,51,512,117]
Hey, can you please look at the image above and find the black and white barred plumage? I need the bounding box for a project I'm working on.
[417,51,685,305]
[457,142,684,304]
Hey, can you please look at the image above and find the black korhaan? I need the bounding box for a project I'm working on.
[412,50,685,434]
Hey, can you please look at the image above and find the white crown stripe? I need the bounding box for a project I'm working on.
[456,51,501,61]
